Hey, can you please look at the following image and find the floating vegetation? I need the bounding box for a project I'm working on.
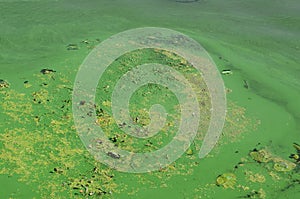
[186,148,193,155]
[175,0,200,4]
[241,188,266,199]
[66,39,101,51]
[66,166,115,197]
[0,79,9,88]
[221,69,233,75]
[32,89,50,104]
[245,171,266,183]
[249,149,272,163]
[289,153,300,162]
[214,142,300,198]
[293,142,300,152]
[0,47,256,198]
[0,70,117,198]
[95,48,211,154]
[67,44,79,50]
[248,148,296,172]
[40,68,56,75]
[216,173,237,189]
[217,101,259,148]
[273,158,296,172]
[291,142,300,163]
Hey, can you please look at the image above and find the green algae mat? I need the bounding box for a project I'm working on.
[1,0,300,198]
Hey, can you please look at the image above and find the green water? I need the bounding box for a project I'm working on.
[1,0,299,198]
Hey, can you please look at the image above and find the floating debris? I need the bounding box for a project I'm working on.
[79,100,86,106]
[118,122,127,128]
[81,39,90,44]
[216,173,237,189]
[40,69,56,75]
[243,80,249,89]
[176,0,199,3]
[249,149,272,163]
[67,44,79,50]
[107,151,120,159]
[221,69,233,75]
[109,136,118,143]
[0,79,9,88]
[50,167,64,174]
[23,80,32,88]
[94,139,103,145]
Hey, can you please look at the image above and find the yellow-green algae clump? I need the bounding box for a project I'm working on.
[216,173,237,189]
[0,72,117,198]
[249,148,296,172]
